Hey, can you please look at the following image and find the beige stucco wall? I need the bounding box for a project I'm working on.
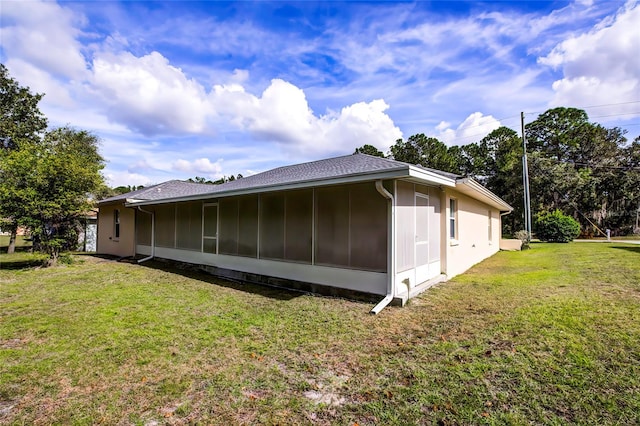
[97,202,136,257]
[444,188,501,278]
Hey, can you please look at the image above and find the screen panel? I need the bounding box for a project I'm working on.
[284,189,312,263]
[238,195,258,257]
[350,183,387,272]
[260,193,285,260]
[219,198,238,255]
[203,204,218,238]
[315,186,349,267]
[155,204,175,248]
[176,201,202,251]
[136,210,152,246]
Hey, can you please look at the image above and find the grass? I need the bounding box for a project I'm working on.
[0,252,48,269]
[0,235,32,250]
[0,236,45,268]
[1,243,639,425]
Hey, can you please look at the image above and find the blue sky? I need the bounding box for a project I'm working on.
[1,0,639,187]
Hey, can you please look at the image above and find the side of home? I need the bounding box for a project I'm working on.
[97,154,511,309]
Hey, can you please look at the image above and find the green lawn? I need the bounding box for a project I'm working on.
[1,243,639,425]
[0,235,32,254]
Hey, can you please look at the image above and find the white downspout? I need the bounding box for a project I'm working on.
[371,180,396,314]
[500,210,511,235]
[137,206,155,263]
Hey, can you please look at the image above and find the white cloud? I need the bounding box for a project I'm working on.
[0,0,87,80]
[3,59,75,107]
[322,99,402,153]
[435,112,501,145]
[242,79,316,143]
[172,158,223,175]
[211,79,402,153]
[104,171,154,188]
[5,0,635,186]
[539,2,640,116]
[91,51,213,136]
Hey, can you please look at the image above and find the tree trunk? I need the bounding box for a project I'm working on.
[7,224,17,254]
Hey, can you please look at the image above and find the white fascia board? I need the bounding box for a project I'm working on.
[124,168,410,207]
[407,166,457,187]
[125,198,146,204]
[456,178,514,211]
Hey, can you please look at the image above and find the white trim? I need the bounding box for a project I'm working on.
[408,166,457,187]
[449,197,459,244]
[455,178,513,211]
[414,192,430,285]
[136,245,387,295]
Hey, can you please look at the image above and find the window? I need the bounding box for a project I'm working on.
[449,198,457,241]
[488,210,493,242]
[114,209,120,240]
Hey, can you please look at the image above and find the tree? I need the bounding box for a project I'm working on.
[0,127,106,263]
[354,144,385,157]
[389,134,459,173]
[0,64,48,150]
[187,176,210,184]
[526,107,590,162]
[0,64,48,253]
[480,127,523,235]
[616,137,640,234]
[525,108,634,235]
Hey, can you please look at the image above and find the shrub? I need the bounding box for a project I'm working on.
[534,210,580,243]
[514,230,530,249]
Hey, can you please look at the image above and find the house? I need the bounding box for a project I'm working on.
[97,153,512,312]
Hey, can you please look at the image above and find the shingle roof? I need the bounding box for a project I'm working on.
[99,153,460,205]
[199,153,421,193]
[98,180,218,204]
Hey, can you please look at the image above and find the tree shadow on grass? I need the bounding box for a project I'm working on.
[81,254,379,304]
[139,257,380,303]
[610,245,640,254]
[131,258,304,302]
[0,256,47,270]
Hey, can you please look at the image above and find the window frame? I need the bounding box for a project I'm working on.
[113,209,120,241]
[449,198,458,244]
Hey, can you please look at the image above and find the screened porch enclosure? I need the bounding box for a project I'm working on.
[135,182,388,273]
[395,180,442,287]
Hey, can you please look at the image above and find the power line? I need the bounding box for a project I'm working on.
[574,100,640,109]
[533,156,640,170]
[525,100,640,117]
[588,112,640,119]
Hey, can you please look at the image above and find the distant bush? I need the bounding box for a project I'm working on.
[514,230,530,249]
[535,210,580,243]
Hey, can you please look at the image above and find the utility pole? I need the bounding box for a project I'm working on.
[521,112,532,242]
